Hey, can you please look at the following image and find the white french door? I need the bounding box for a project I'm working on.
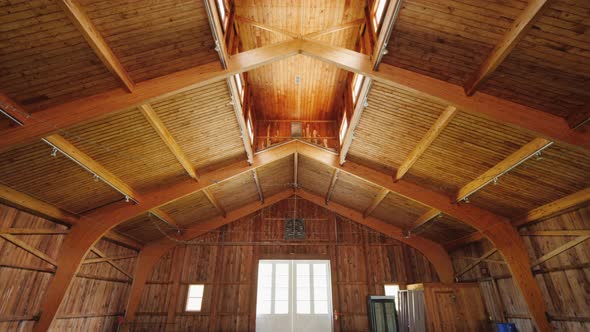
[255,260,333,332]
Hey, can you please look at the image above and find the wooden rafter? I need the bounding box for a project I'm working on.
[90,247,133,279]
[293,151,299,191]
[363,188,388,218]
[567,105,590,130]
[395,106,457,181]
[455,137,554,202]
[407,208,442,234]
[83,254,137,265]
[0,234,57,267]
[58,0,134,92]
[0,228,69,235]
[0,93,29,125]
[444,232,485,251]
[298,39,590,149]
[103,231,143,251]
[521,230,590,237]
[464,0,553,95]
[42,134,141,201]
[371,0,403,69]
[455,248,499,278]
[235,16,300,38]
[252,169,264,203]
[0,38,302,152]
[531,236,590,268]
[325,168,340,204]
[139,104,199,180]
[514,188,590,227]
[149,207,181,229]
[203,188,226,218]
[303,19,365,39]
[339,78,372,164]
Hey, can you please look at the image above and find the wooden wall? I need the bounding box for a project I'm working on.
[451,206,590,332]
[130,199,438,331]
[0,203,138,332]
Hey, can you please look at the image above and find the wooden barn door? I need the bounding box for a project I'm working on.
[430,290,461,332]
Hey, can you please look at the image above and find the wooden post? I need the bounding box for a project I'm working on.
[328,213,342,332]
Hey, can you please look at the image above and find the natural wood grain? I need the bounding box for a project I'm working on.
[0,234,58,267]
[531,236,590,268]
[363,188,389,218]
[514,188,590,227]
[340,79,372,164]
[408,209,442,234]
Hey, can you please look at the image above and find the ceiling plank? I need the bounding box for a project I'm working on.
[514,188,590,227]
[531,236,590,268]
[203,188,226,218]
[521,230,590,237]
[371,0,403,69]
[463,0,553,95]
[139,104,199,180]
[339,78,372,164]
[407,208,442,235]
[0,38,301,152]
[58,0,134,92]
[303,19,365,39]
[444,232,485,251]
[455,137,554,202]
[0,234,58,267]
[235,16,300,38]
[252,169,264,203]
[395,106,457,181]
[363,188,388,218]
[325,168,340,204]
[298,39,590,149]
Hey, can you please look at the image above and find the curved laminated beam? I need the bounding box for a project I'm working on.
[122,190,453,330]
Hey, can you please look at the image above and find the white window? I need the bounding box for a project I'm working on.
[247,116,255,144]
[352,74,365,104]
[384,284,400,309]
[185,284,204,311]
[339,115,348,144]
[235,74,244,102]
[216,0,226,24]
[373,0,388,32]
[257,262,290,314]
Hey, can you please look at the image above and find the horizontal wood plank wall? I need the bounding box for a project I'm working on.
[49,238,138,331]
[131,199,438,331]
[0,204,67,331]
[450,205,590,332]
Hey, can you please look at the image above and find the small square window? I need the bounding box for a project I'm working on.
[186,284,204,311]
[384,284,400,310]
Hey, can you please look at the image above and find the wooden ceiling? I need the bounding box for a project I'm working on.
[0,0,588,254]
[235,0,366,121]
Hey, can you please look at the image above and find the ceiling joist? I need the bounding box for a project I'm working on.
[514,187,590,227]
[58,0,134,92]
[363,188,388,218]
[395,105,457,181]
[203,188,227,218]
[252,169,264,203]
[407,209,442,235]
[325,168,340,204]
[463,0,554,96]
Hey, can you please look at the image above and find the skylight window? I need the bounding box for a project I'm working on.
[185,284,204,311]
[216,0,226,24]
[339,115,348,144]
[352,74,365,104]
[235,74,244,102]
[247,116,254,144]
[373,0,388,32]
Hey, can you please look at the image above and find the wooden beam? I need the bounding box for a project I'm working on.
[43,134,141,201]
[139,104,199,180]
[444,232,485,251]
[514,188,590,227]
[103,231,143,251]
[464,0,553,95]
[235,16,300,38]
[0,184,79,225]
[407,208,442,234]
[298,39,590,149]
[292,140,552,331]
[363,188,388,218]
[521,230,590,237]
[0,234,57,267]
[58,0,134,92]
[455,248,499,279]
[1,39,302,152]
[325,168,340,204]
[371,0,403,69]
[567,105,590,130]
[83,254,137,264]
[531,236,590,268]
[252,169,264,203]
[395,106,457,181]
[296,189,454,283]
[293,151,299,191]
[455,138,553,202]
[303,19,365,39]
[149,207,181,229]
[0,228,69,235]
[339,78,372,164]
[0,93,30,125]
[203,188,226,218]
[90,247,133,279]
